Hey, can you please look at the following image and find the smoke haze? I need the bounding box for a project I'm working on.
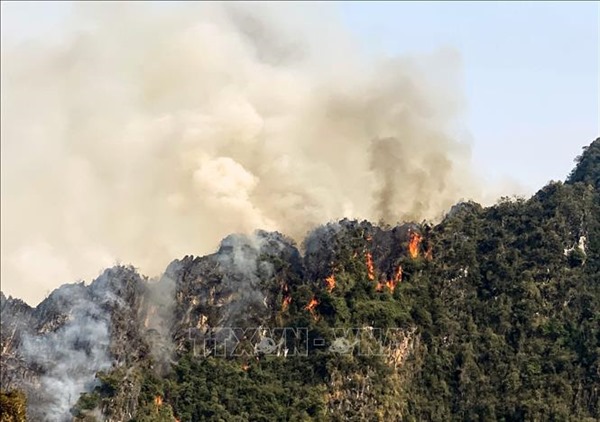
[2,2,483,305]
[20,280,115,421]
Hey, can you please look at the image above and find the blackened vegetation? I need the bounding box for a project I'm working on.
[1,138,600,421]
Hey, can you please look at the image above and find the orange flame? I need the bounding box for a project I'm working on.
[365,252,375,280]
[394,265,403,283]
[385,266,403,292]
[282,295,292,311]
[242,363,250,371]
[408,232,422,259]
[154,395,163,407]
[375,282,384,292]
[304,297,318,312]
[304,297,319,320]
[325,274,336,292]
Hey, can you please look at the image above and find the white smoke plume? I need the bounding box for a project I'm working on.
[143,273,177,372]
[215,231,288,326]
[1,2,481,305]
[19,281,116,421]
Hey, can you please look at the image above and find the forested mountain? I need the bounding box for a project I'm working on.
[1,138,599,421]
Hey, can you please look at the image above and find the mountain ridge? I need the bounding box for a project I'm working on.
[1,138,599,421]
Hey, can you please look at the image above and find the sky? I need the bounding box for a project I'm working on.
[1,2,599,304]
[338,1,599,190]
[2,1,598,192]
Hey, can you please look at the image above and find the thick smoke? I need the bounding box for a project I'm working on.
[143,273,177,371]
[215,231,290,327]
[1,2,480,305]
[19,281,117,421]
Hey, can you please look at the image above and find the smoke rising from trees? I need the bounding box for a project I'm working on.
[1,2,482,305]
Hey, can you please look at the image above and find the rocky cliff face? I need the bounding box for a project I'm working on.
[2,138,599,420]
[1,267,149,421]
[1,223,420,421]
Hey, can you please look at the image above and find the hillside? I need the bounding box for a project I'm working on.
[1,138,599,421]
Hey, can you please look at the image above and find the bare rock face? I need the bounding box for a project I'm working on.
[0,266,150,421]
[1,221,428,421]
[0,230,308,420]
[1,293,36,388]
[169,230,303,353]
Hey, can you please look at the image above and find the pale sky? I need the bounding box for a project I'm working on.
[338,1,599,190]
